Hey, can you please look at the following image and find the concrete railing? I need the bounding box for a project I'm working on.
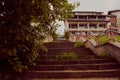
[83,38,120,63]
[69,34,88,42]
[70,27,120,63]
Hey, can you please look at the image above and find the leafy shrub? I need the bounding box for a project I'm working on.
[64,31,70,39]
[74,40,84,48]
[55,52,77,60]
[114,35,120,42]
[51,31,58,41]
[98,35,110,45]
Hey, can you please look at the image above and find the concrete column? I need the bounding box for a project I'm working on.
[77,22,79,35]
[77,22,79,29]
[87,22,89,31]
[97,23,99,35]
[87,16,88,20]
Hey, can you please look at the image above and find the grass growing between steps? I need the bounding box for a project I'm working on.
[55,52,78,60]
[74,40,84,48]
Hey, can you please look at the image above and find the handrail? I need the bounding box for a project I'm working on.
[108,27,120,35]
[69,27,120,42]
[88,27,120,38]
[84,27,120,45]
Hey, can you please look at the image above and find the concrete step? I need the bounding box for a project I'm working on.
[46,48,90,52]
[27,69,120,79]
[44,42,75,48]
[30,78,120,80]
[41,54,113,59]
[28,42,120,80]
[35,59,117,65]
[47,49,75,52]
[42,51,95,56]
[29,63,120,71]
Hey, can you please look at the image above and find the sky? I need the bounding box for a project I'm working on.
[56,0,120,35]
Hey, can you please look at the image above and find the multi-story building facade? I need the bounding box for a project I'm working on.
[108,9,120,27]
[64,11,116,35]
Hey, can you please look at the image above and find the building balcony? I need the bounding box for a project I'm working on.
[68,29,79,31]
[67,27,107,32]
[97,28,107,31]
[68,28,89,31]
[89,28,107,31]
[67,19,110,22]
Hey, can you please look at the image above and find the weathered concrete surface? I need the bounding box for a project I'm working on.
[85,39,120,63]
[104,42,120,63]
[31,78,120,80]
[85,39,106,56]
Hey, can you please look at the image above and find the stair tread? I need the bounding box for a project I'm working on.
[34,63,119,66]
[29,41,120,79]
[30,78,120,80]
[29,69,120,73]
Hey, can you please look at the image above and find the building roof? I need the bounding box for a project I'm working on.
[108,9,120,14]
[73,14,115,17]
[72,11,104,14]
[67,19,110,22]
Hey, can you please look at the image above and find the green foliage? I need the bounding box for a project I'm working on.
[114,35,120,42]
[74,40,84,48]
[0,0,74,79]
[98,35,110,45]
[51,31,58,41]
[55,52,77,60]
[64,31,70,39]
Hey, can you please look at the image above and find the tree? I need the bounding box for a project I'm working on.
[0,0,74,80]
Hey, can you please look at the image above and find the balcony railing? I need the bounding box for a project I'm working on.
[68,17,109,21]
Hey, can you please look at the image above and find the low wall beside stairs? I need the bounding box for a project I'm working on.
[84,39,120,63]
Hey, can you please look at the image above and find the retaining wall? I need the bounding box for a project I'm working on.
[84,39,120,63]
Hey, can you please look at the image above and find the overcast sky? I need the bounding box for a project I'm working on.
[56,0,120,35]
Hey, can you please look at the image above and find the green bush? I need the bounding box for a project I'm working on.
[64,31,70,39]
[74,40,84,48]
[51,31,58,41]
[114,35,120,42]
[55,52,77,60]
[98,35,110,45]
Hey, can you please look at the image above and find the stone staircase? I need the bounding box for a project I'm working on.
[27,41,120,80]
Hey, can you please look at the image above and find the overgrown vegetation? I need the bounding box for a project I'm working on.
[55,52,78,60]
[64,31,70,40]
[51,31,58,41]
[97,34,120,45]
[114,35,120,42]
[74,40,84,48]
[97,35,110,45]
[0,0,75,80]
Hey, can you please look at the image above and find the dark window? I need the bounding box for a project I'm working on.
[88,16,96,19]
[98,16,106,19]
[111,23,117,27]
[69,24,77,29]
[78,16,87,19]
